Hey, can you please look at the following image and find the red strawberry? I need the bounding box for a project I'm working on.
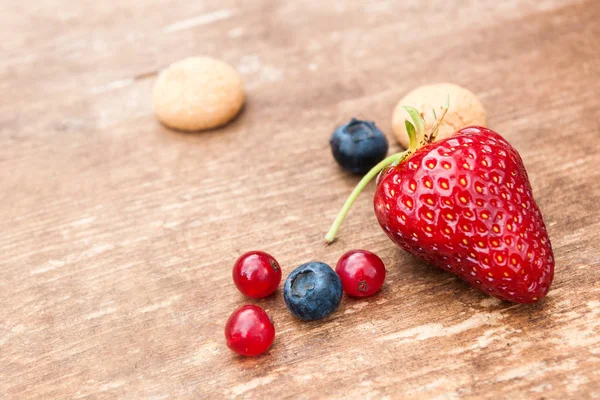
[325,108,554,303]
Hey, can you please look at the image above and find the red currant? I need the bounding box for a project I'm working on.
[335,250,386,297]
[225,305,275,356]
[232,251,282,298]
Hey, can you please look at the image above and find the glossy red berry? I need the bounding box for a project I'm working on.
[335,250,386,297]
[232,251,282,298]
[225,305,275,356]
[374,127,554,303]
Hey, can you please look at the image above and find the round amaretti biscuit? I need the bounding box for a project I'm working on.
[392,83,486,148]
[153,57,245,131]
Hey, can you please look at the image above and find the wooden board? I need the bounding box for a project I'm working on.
[1,0,599,398]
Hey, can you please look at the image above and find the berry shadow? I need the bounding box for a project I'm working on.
[390,249,554,312]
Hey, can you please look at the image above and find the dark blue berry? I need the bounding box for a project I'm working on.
[283,262,343,321]
[329,118,388,174]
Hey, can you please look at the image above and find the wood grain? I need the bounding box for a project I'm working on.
[1,0,600,398]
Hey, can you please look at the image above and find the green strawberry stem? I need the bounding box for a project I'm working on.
[324,102,449,244]
[324,151,410,243]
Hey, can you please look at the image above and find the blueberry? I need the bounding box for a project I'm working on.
[329,118,388,174]
[283,262,343,321]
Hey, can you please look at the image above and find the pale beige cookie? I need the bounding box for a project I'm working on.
[392,83,486,148]
[152,57,245,132]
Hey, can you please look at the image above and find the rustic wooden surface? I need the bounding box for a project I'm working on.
[1,1,600,398]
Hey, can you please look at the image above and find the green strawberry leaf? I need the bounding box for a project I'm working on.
[405,120,417,151]
[403,106,425,149]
